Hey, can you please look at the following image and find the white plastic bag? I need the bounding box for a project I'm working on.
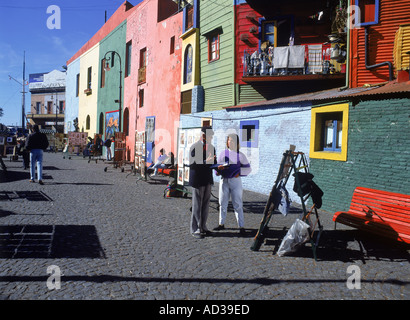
[277,219,310,257]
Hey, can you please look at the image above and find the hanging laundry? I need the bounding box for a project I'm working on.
[308,44,323,74]
[288,45,305,69]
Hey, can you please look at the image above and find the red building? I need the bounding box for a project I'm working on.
[234,0,347,103]
[348,0,410,87]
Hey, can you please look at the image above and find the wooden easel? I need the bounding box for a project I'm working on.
[251,146,323,261]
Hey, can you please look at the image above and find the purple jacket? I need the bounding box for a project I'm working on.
[217,149,251,179]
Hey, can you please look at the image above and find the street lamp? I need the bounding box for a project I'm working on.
[103,51,122,133]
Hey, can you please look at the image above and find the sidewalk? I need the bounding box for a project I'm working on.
[0,152,409,300]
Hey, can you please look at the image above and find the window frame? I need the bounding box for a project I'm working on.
[138,89,144,108]
[184,44,193,84]
[76,73,80,97]
[208,32,220,63]
[355,0,380,27]
[261,20,276,47]
[310,103,349,161]
[87,67,92,90]
[125,40,132,77]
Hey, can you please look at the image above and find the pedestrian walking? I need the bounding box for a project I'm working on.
[214,133,251,236]
[104,136,113,161]
[25,125,49,185]
[188,126,217,239]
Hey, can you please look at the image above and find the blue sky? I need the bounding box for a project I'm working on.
[0,0,142,126]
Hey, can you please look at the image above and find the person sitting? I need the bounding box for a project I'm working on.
[150,148,168,177]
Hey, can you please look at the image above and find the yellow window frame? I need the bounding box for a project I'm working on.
[310,103,349,161]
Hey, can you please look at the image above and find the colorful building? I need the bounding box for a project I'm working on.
[65,1,136,144]
[63,0,410,213]
[309,0,410,212]
[125,0,183,163]
[66,0,182,162]
[27,70,66,133]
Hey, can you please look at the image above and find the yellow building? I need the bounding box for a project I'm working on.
[78,43,100,136]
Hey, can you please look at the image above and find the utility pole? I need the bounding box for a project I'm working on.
[21,51,26,133]
[8,51,27,135]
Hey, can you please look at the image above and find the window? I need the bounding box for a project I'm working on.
[262,21,275,46]
[184,45,193,84]
[355,0,379,26]
[185,6,194,31]
[208,33,220,62]
[100,59,106,88]
[138,89,144,108]
[323,115,343,152]
[35,102,40,114]
[87,67,92,90]
[47,101,53,114]
[310,103,349,161]
[86,115,90,130]
[140,48,147,68]
[201,118,212,127]
[59,101,65,114]
[181,90,192,114]
[240,120,259,148]
[76,73,80,97]
[126,41,132,77]
[138,48,147,84]
[99,112,104,135]
[170,36,175,55]
[123,108,129,136]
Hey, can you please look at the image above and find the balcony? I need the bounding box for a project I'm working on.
[27,113,64,119]
[242,43,346,83]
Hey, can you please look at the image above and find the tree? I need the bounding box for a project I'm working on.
[0,107,3,118]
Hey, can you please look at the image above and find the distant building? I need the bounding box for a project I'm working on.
[27,69,66,133]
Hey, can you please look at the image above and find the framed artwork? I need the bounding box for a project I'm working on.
[105,110,119,138]
[0,136,4,145]
[177,167,184,185]
[184,166,190,183]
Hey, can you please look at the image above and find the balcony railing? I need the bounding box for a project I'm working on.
[243,43,345,80]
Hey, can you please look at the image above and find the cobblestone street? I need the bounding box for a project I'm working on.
[0,153,409,304]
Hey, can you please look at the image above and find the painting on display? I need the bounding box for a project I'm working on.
[176,127,201,186]
[105,110,119,138]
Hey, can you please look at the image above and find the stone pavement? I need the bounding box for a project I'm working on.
[0,152,409,303]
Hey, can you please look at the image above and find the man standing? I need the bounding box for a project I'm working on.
[25,125,49,185]
[188,126,216,239]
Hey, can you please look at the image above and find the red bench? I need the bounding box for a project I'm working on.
[146,162,176,178]
[333,187,410,244]
[157,167,176,177]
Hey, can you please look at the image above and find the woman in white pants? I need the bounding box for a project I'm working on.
[214,134,251,236]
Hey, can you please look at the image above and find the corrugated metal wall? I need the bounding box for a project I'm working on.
[204,84,235,110]
[350,0,410,87]
[394,23,410,71]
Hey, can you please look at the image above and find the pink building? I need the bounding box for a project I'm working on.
[124,0,183,163]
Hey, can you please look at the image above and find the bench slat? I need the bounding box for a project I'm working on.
[348,202,410,224]
[333,187,410,244]
[334,211,410,235]
[334,212,410,243]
